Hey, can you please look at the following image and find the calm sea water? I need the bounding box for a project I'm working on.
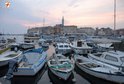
[0,45,118,84]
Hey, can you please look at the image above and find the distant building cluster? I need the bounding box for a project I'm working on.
[27,25,96,36]
[95,27,114,36]
[77,27,95,36]
[27,16,124,37]
[116,29,124,36]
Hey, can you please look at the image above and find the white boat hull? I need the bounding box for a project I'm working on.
[0,61,8,67]
[56,49,72,55]
[0,51,22,67]
[49,68,72,80]
[76,62,124,83]
[72,47,92,54]
[14,51,47,76]
[14,59,46,76]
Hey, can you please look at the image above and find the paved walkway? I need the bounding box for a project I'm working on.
[46,45,55,60]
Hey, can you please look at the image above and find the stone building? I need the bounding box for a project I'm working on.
[77,27,95,36]
[95,27,113,36]
[62,25,77,34]
[27,27,40,36]
[27,26,54,35]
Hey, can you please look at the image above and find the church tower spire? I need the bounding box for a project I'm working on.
[62,16,64,27]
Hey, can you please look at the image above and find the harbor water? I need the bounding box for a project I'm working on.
[0,45,118,84]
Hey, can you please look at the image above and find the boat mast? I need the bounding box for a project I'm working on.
[114,0,116,36]
[43,18,45,27]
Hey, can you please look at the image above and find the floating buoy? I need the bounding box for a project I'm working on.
[5,1,10,8]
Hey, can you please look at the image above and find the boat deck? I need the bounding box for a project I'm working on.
[0,51,21,61]
[19,52,42,68]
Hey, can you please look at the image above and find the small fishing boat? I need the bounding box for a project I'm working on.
[70,40,92,54]
[47,54,74,80]
[38,38,49,50]
[0,46,22,67]
[88,50,124,68]
[19,43,35,51]
[55,43,72,55]
[74,55,124,83]
[13,48,47,76]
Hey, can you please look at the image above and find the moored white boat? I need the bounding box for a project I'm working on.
[38,38,49,50]
[88,50,124,68]
[70,40,92,54]
[74,55,124,83]
[47,54,74,80]
[13,48,47,76]
[55,43,72,55]
[0,49,22,67]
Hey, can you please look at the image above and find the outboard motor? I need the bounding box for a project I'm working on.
[121,67,124,72]
[5,59,18,80]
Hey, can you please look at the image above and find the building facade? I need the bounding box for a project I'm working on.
[78,27,95,36]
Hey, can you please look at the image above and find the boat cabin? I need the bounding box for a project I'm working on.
[89,51,124,67]
[56,43,70,49]
[55,43,71,55]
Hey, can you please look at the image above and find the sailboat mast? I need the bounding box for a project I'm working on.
[43,18,45,27]
[114,0,116,36]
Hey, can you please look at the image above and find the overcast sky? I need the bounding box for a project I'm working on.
[0,0,124,34]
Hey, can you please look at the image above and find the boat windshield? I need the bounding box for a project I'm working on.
[50,61,57,65]
[104,55,118,62]
[120,57,124,62]
[57,56,65,59]
[59,45,63,48]
[64,45,69,48]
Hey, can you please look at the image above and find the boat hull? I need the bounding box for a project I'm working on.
[0,61,8,67]
[56,49,72,55]
[71,47,92,54]
[76,62,124,83]
[14,51,47,76]
[14,59,46,76]
[49,68,72,80]
[0,51,22,67]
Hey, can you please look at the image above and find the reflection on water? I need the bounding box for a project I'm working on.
[0,65,8,77]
